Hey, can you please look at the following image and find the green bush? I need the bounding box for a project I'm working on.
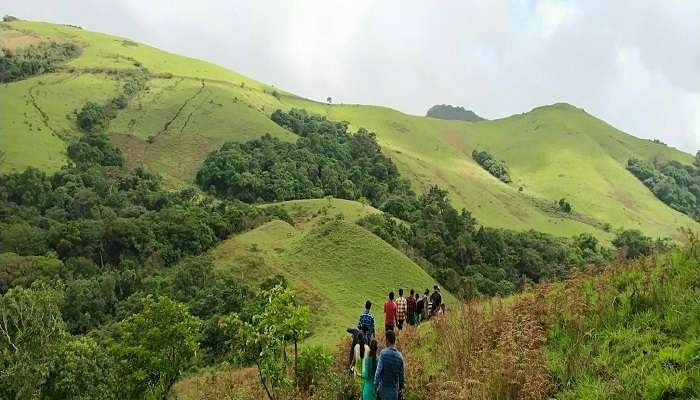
[472,150,512,183]
[77,102,108,132]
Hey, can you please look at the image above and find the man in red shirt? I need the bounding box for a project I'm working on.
[384,291,397,332]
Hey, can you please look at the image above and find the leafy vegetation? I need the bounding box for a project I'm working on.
[197,108,414,210]
[359,186,613,299]
[0,128,297,398]
[426,104,485,122]
[472,149,512,183]
[627,157,700,221]
[0,41,80,82]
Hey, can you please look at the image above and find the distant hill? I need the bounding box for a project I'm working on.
[426,104,486,122]
[1,20,697,241]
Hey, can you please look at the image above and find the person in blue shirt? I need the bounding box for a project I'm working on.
[358,300,375,343]
[374,329,404,400]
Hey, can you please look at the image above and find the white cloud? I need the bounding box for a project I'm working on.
[535,0,579,37]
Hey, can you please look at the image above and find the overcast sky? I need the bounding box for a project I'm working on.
[5,0,700,153]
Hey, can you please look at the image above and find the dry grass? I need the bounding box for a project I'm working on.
[169,366,264,400]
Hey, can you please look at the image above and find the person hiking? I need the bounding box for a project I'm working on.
[395,288,407,330]
[352,331,370,378]
[430,285,442,317]
[423,288,431,320]
[415,291,424,324]
[406,289,417,326]
[362,339,379,400]
[384,292,397,332]
[346,325,364,370]
[358,300,376,343]
[374,330,404,400]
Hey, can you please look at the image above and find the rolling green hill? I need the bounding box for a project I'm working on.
[1,19,697,241]
[209,198,455,345]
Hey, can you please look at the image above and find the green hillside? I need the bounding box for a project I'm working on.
[1,20,697,240]
[210,198,455,345]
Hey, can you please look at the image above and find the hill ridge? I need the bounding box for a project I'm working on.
[1,19,697,240]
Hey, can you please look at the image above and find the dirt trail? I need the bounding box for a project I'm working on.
[158,79,206,136]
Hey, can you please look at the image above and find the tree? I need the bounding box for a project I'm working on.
[0,283,67,399]
[612,229,654,259]
[558,198,572,213]
[221,286,310,400]
[0,253,62,294]
[77,102,108,132]
[111,295,201,399]
[326,96,332,104]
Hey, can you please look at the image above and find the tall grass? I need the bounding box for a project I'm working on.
[399,232,700,399]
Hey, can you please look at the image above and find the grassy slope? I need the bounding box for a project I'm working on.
[210,198,455,345]
[2,20,698,239]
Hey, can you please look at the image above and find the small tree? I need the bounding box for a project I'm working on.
[77,102,108,132]
[326,96,332,104]
[221,286,310,400]
[612,229,654,259]
[558,198,572,213]
[111,295,201,399]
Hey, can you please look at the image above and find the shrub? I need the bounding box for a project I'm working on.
[77,102,108,132]
[472,149,512,183]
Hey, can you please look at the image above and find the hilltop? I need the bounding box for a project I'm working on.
[1,19,697,242]
[426,104,486,122]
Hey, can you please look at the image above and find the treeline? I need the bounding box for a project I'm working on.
[472,149,511,183]
[627,157,700,221]
[0,131,296,398]
[358,186,620,299]
[0,41,80,82]
[197,108,414,209]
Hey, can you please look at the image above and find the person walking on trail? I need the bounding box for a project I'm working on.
[359,300,376,343]
[415,291,425,324]
[352,332,370,379]
[396,289,407,330]
[423,288,431,320]
[430,285,442,317]
[374,330,405,400]
[346,325,363,370]
[384,292,397,332]
[362,339,379,400]
[406,289,417,326]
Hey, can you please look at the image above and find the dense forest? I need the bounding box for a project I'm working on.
[426,104,485,122]
[627,157,700,221]
[0,131,300,398]
[197,108,413,208]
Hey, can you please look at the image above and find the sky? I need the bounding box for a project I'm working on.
[5,0,700,154]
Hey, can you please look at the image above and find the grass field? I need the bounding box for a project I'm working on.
[210,198,455,346]
[2,20,698,241]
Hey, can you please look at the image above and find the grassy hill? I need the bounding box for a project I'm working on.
[209,198,455,345]
[1,20,698,240]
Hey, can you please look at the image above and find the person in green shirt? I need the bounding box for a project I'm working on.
[362,339,378,400]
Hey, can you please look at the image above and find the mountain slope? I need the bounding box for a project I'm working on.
[1,20,697,240]
[209,198,455,345]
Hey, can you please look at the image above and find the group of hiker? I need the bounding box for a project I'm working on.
[346,285,443,400]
